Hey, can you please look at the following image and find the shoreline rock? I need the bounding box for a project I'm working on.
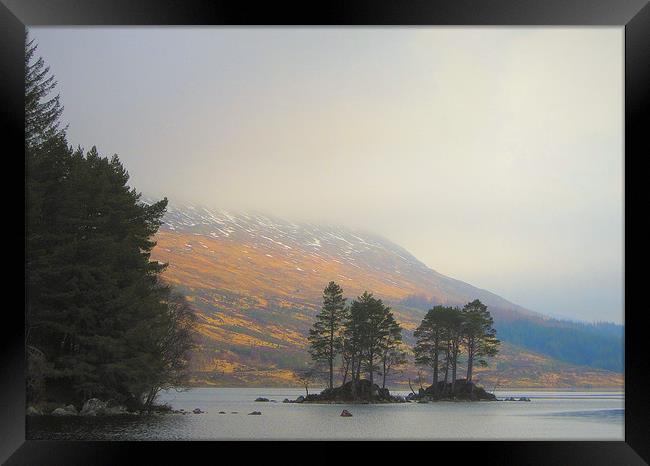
[80,398,108,416]
[51,405,77,416]
[27,406,44,416]
[29,398,147,417]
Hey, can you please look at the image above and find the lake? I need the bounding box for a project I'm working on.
[27,388,624,440]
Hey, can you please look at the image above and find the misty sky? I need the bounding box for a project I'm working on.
[30,27,623,324]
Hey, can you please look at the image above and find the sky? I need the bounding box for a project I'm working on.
[30,27,624,324]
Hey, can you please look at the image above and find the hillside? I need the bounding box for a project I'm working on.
[149,200,623,389]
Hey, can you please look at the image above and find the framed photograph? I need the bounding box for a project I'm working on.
[4,0,648,463]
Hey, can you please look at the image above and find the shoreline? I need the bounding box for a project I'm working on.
[27,386,624,418]
[183,385,625,392]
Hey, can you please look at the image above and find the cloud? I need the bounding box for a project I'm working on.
[30,27,623,322]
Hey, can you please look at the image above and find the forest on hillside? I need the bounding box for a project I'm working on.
[399,295,623,373]
[495,320,623,372]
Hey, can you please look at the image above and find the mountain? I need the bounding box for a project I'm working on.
[148,199,623,389]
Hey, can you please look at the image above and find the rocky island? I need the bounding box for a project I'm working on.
[406,379,497,402]
[276,378,497,404]
[302,379,406,403]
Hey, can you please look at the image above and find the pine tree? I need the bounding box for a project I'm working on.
[25,37,195,409]
[25,33,67,153]
[444,306,464,393]
[462,299,500,382]
[342,292,396,399]
[379,312,405,389]
[25,33,75,402]
[342,292,368,397]
[364,293,390,397]
[414,305,469,394]
[413,305,447,391]
[308,281,347,390]
[28,144,176,405]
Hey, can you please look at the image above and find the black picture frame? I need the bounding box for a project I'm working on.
[4,0,648,463]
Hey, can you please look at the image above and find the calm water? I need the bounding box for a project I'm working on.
[27,388,624,440]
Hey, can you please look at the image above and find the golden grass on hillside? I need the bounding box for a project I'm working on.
[153,230,430,304]
[152,230,623,390]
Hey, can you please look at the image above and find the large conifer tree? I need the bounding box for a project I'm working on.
[413,305,447,390]
[25,34,194,409]
[308,281,347,390]
[25,33,66,152]
[342,292,398,398]
[379,312,405,389]
[362,293,392,397]
[462,299,500,382]
[441,306,464,393]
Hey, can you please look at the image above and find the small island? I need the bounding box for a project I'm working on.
[406,379,497,402]
[293,282,501,404]
[278,378,496,404]
[306,380,402,403]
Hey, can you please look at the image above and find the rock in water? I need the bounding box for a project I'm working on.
[51,406,77,416]
[248,411,262,415]
[295,395,305,403]
[64,404,78,415]
[26,406,43,416]
[255,397,270,402]
[81,398,107,416]
[193,408,204,414]
[105,400,128,415]
[340,409,353,417]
